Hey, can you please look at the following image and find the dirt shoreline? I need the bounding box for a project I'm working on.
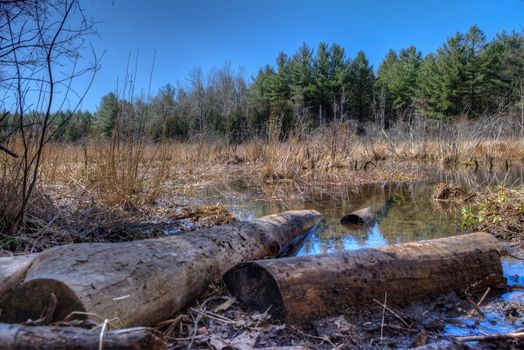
[159,261,523,350]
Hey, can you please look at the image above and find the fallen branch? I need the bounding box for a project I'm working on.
[454,331,524,343]
[0,323,166,350]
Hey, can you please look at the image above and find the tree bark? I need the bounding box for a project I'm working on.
[224,232,504,324]
[0,210,321,327]
[0,254,38,298]
[0,323,166,350]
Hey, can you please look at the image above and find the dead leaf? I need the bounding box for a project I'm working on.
[213,297,236,313]
[229,330,260,350]
[209,330,260,350]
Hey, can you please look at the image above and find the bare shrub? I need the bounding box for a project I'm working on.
[0,0,99,233]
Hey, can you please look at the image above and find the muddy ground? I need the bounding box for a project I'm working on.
[16,282,522,349]
[157,280,523,350]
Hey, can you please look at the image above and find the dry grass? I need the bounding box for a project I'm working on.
[2,117,524,252]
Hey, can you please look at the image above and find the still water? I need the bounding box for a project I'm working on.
[208,168,524,338]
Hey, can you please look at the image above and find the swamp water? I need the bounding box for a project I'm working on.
[206,169,524,340]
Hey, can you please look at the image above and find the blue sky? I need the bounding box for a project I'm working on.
[77,0,524,111]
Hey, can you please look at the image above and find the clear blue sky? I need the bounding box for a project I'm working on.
[77,0,524,111]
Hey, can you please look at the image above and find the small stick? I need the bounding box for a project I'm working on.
[465,295,485,318]
[98,319,108,350]
[467,287,490,317]
[372,298,411,329]
[380,292,387,340]
[504,284,524,290]
[189,308,236,324]
[455,331,524,343]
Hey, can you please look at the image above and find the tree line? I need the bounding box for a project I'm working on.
[38,26,524,142]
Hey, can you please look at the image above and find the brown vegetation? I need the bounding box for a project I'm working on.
[3,116,524,253]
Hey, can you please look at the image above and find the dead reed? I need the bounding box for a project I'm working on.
[2,115,524,252]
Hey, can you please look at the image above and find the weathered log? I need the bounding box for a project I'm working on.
[224,232,504,324]
[0,254,38,298]
[0,210,321,327]
[0,323,166,350]
[340,198,394,225]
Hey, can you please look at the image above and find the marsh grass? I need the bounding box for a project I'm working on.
[458,186,524,247]
[2,115,524,252]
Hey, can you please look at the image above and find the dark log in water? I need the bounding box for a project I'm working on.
[340,198,395,225]
[224,232,504,324]
[0,323,166,350]
[0,210,321,327]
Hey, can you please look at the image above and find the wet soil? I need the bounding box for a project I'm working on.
[163,280,523,349]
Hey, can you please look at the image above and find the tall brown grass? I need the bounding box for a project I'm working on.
[36,116,524,201]
[2,113,524,252]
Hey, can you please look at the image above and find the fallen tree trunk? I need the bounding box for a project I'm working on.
[0,210,321,327]
[0,323,166,350]
[340,198,394,225]
[224,232,504,324]
[0,254,38,298]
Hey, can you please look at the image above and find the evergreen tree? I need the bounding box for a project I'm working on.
[248,66,275,134]
[350,51,374,122]
[95,92,119,137]
[313,43,333,125]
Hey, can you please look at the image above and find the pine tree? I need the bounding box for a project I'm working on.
[313,42,333,125]
[95,92,119,137]
[350,51,374,122]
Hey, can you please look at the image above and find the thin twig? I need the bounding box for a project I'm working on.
[380,292,387,340]
[455,331,524,343]
[98,319,108,350]
[466,287,490,318]
[372,298,411,329]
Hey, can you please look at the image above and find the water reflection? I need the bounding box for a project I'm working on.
[228,182,463,255]
[222,170,524,338]
[443,257,524,337]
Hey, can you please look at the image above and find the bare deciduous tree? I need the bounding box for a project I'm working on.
[0,0,100,233]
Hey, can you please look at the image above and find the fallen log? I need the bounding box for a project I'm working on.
[0,254,38,298]
[454,331,524,343]
[0,323,166,350]
[224,232,504,324]
[340,198,394,225]
[0,210,321,327]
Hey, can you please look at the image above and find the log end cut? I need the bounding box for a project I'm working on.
[0,278,85,324]
[223,262,284,319]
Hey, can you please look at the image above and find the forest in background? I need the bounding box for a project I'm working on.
[1,1,524,237]
[17,25,524,143]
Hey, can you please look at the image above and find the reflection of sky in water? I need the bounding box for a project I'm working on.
[296,222,389,256]
[226,180,524,338]
[443,257,524,337]
[230,182,465,255]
